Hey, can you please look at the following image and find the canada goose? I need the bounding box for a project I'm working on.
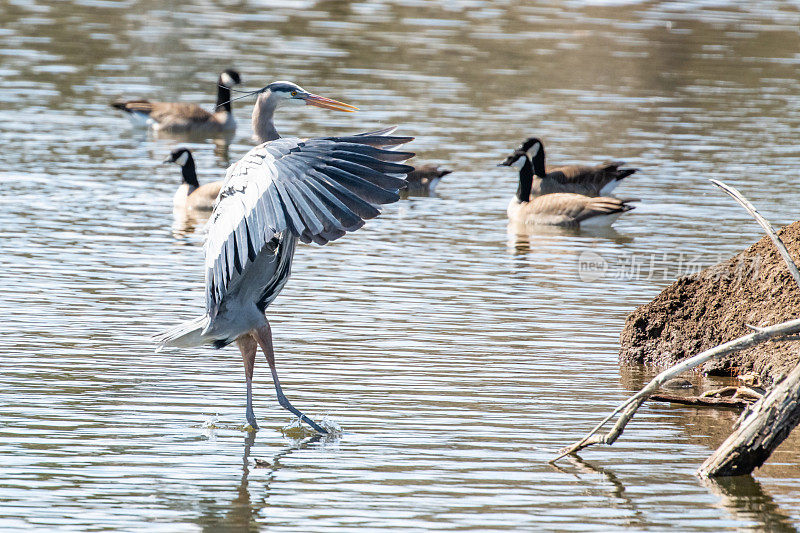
[404,164,452,195]
[163,148,223,211]
[501,137,637,197]
[500,143,635,227]
[155,80,411,433]
[112,69,242,134]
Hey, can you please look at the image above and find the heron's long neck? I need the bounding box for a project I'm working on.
[182,158,199,188]
[516,158,533,203]
[252,93,280,143]
[216,83,232,114]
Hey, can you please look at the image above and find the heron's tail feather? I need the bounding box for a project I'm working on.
[154,316,210,352]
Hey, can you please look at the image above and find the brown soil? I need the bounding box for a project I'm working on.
[619,221,800,387]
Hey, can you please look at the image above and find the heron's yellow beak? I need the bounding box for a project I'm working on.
[303,93,358,112]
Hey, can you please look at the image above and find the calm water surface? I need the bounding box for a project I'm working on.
[2,1,800,531]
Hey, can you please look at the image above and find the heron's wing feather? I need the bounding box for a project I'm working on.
[203,133,414,316]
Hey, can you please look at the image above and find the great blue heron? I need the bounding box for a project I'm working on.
[112,69,242,134]
[156,81,414,433]
[502,137,637,197]
[500,139,635,227]
[163,148,223,211]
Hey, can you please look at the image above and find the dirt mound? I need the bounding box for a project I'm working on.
[619,221,800,386]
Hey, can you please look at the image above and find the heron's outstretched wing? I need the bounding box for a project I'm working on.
[203,131,414,315]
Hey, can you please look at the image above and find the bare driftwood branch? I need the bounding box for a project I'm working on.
[700,179,800,477]
[650,393,752,409]
[710,179,800,291]
[699,386,739,398]
[699,386,763,401]
[698,362,800,477]
[552,317,800,462]
[554,179,800,464]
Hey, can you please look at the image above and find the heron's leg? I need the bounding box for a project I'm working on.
[252,323,328,434]
[236,334,259,430]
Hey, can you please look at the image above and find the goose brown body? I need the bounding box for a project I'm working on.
[507,193,634,227]
[112,69,241,134]
[113,101,234,133]
[179,181,224,211]
[535,160,637,197]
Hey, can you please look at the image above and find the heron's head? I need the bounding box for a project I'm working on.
[499,138,541,170]
[219,69,242,88]
[261,81,358,112]
[163,147,192,167]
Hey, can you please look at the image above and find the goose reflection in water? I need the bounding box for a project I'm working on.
[506,220,632,255]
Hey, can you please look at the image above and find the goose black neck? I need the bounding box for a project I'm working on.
[216,83,232,113]
[516,158,533,202]
[531,143,546,178]
[181,158,199,188]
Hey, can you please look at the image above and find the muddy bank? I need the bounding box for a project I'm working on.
[619,221,800,386]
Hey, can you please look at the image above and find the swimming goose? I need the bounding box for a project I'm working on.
[112,69,242,134]
[502,137,637,197]
[500,143,634,227]
[156,80,412,434]
[163,148,223,211]
[404,164,452,195]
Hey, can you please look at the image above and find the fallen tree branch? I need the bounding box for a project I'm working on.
[554,179,800,463]
[650,392,752,409]
[710,179,800,291]
[698,362,800,477]
[745,324,800,343]
[552,317,800,462]
[699,180,800,477]
[771,334,800,342]
[699,386,763,401]
[745,324,800,342]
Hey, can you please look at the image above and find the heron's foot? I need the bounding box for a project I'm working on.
[284,416,342,440]
[245,409,259,431]
[276,397,328,434]
[297,413,328,435]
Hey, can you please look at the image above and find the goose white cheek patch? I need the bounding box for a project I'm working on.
[221,73,235,87]
[512,156,527,170]
[175,151,189,166]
